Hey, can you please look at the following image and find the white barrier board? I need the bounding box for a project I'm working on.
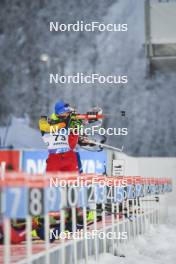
[150,3,176,44]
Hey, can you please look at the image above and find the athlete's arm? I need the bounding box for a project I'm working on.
[39,117,66,133]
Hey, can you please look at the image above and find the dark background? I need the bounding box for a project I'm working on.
[0,0,176,156]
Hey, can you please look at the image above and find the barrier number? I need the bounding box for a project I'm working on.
[78,187,88,207]
[87,186,95,204]
[5,187,27,218]
[95,185,106,203]
[127,185,136,199]
[136,184,144,197]
[46,187,61,211]
[114,187,127,203]
[106,186,114,203]
[28,188,44,216]
[67,186,79,207]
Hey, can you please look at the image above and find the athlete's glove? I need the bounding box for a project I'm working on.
[86,107,103,123]
[78,136,96,146]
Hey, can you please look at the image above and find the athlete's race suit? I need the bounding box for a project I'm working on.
[37,114,94,240]
[0,218,39,244]
[39,114,81,172]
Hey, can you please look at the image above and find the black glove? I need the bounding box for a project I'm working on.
[86,111,98,115]
[86,111,99,123]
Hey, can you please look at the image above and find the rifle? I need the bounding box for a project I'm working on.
[85,139,124,152]
[70,113,105,121]
[79,136,124,152]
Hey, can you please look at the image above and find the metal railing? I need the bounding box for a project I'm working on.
[0,165,172,264]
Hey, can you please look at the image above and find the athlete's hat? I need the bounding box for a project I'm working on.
[55,101,70,115]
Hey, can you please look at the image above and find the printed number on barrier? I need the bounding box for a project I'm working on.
[162,184,166,193]
[87,186,95,204]
[5,187,27,218]
[87,185,107,204]
[66,187,88,207]
[149,184,156,195]
[67,186,79,207]
[127,185,136,199]
[78,187,88,207]
[46,187,61,212]
[168,184,172,192]
[114,186,127,203]
[106,186,114,203]
[145,184,152,196]
[136,184,144,197]
[159,184,163,194]
[28,188,44,216]
[155,184,159,195]
[144,184,150,196]
[163,184,171,193]
[95,185,107,203]
[163,184,167,193]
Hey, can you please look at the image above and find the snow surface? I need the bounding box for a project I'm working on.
[0,116,44,149]
[88,219,176,264]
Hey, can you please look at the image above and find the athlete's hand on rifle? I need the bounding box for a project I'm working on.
[78,136,95,146]
[86,107,103,123]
